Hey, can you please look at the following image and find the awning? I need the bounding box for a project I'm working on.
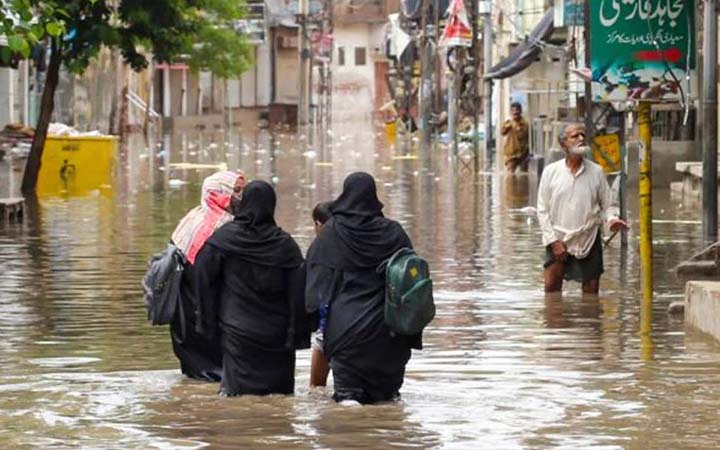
[484,8,554,80]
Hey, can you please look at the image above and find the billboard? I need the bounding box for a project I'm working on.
[590,0,695,102]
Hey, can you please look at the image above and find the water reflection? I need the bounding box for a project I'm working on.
[0,125,719,448]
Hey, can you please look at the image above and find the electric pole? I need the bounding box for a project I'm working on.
[419,0,435,162]
[480,1,493,168]
[298,0,311,127]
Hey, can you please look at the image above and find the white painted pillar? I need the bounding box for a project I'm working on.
[8,68,15,123]
[22,60,29,125]
[162,67,171,117]
[0,68,12,125]
[148,62,155,117]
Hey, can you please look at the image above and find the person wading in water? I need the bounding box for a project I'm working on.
[169,170,246,382]
[309,201,333,387]
[537,124,627,294]
[306,172,421,404]
[195,180,310,396]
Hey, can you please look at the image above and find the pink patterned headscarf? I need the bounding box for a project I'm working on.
[171,170,246,264]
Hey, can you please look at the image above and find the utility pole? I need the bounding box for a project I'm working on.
[298,0,310,127]
[419,0,435,162]
[583,0,593,140]
[448,62,459,156]
[702,0,718,244]
[326,0,334,129]
[469,0,480,171]
[638,101,654,304]
[480,1,493,168]
[433,0,443,118]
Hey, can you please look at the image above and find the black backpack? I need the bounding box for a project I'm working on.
[141,243,186,326]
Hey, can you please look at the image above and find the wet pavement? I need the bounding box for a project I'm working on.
[1,125,719,449]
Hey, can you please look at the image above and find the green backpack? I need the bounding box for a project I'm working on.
[379,248,435,335]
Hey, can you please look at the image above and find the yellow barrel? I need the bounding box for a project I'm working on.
[37,135,118,196]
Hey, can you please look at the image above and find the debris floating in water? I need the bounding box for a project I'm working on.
[169,162,228,171]
[168,179,189,188]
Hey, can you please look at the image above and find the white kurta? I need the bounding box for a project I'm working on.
[537,158,619,259]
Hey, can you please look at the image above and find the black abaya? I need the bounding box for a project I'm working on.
[306,172,421,404]
[195,180,309,396]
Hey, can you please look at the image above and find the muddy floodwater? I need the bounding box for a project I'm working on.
[1,124,719,449]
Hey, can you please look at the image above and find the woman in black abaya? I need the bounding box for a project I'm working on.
[194,180,310,396]
[306,172,421,404]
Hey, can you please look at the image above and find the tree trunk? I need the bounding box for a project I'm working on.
[108,48,120,135]
[143,67,154,137]
[21,40,62,195]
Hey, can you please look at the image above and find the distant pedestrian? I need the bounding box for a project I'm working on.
[194,180,310,396]
[306,172,421,404]
[169,170,246,382]
[537,124,627,294]
[309,201,333,388]
[501,102,530,173]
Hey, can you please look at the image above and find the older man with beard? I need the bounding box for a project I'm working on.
[537,124,628,294]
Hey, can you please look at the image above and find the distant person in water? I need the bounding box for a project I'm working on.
[501,102,530,173]
[306,172,421,404]
[309,201,333,387]
[170,170,246,381]
[194,180,311,396]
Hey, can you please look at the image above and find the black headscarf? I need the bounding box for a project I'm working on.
[307,172,411,270]
[207,180,303,268]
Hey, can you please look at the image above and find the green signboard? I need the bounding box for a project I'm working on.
[590,0,695,102]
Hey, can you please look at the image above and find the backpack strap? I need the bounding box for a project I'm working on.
[376,247,413,275]
[173,248,188,342]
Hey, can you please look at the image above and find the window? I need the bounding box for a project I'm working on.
[338,47,345,66]
[354,47,367,66]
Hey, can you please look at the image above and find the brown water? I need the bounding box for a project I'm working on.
[1,125,719,449]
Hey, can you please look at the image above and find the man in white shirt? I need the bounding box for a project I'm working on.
[537,124,627,294]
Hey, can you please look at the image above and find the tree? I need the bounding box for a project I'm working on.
[0,0,253,195]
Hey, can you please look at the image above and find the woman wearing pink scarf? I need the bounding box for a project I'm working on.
[169,170,246,381]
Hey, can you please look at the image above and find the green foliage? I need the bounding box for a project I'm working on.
[0,0,252,78]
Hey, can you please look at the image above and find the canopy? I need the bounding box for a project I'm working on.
[484,8,554,80]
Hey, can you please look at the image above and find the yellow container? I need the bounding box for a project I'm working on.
[385,120,397,144]
[37,135,118,196]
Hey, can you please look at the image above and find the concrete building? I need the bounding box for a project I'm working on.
[227,0,401,125]
[229,0,321,126]
[331,0,400,121]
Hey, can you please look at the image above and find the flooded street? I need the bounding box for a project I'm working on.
[1,124,720,449]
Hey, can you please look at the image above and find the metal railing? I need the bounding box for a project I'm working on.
[125,90,160,123]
